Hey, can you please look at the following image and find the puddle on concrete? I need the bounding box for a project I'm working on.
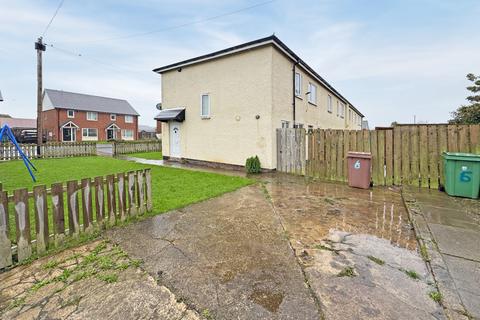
[249,289,284,313]
[261,173,417,251]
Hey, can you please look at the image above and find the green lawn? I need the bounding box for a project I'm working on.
[126,151,163,160]
[0,156,253,243]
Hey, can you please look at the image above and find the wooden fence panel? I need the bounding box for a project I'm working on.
[458,125,470,153]
[428,126,439,189]
[393,128,402,185]
[33,185,48,254]
[470,125,480,154]
[377,130,386,186]
[14,189,31,263]
[137,170,146,215]
[409,126,420,187]
[94,177,105,227]
[385,130,394,186]
[330,130,338,180]
[107,175,116,225]
[51,183,65,246]
[145,169,153,212]
[128,171,137,216]
[437,125,448,187]
[117,173,127,221]
[419,126,429,188]
[447,125,458,152]
[0,191,12,268]
[401,126,411,185]
[370,131,379,185]
[81,178,93,233]
[67,180,80,236]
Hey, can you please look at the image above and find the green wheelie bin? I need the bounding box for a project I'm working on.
[442,152,480,199]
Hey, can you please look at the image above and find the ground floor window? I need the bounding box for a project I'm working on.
[121,129,134,140]
[82,128,98,140]
[281,120,290,128]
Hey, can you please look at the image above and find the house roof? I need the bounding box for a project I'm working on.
[44,89,140,116]
[152,35,364,117]
[0,117,36,129]
[138,125,155,132]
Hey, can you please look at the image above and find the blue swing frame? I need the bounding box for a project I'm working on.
[0,124,38,182]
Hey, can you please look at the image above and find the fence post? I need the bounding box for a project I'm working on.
[67,180,80,236]
[106,174,116,225]
[94,176,105,228]
[14,188,31,262]
[145,169,152,212]
[81,178,93,233]
[136,170,145,215]
[33,185,49,254]
[0,190,12,268]
[127,171,137,216]
[117,173,127,221]
[51,183,66,246]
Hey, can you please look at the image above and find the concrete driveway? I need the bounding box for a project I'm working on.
[107,173,444,320]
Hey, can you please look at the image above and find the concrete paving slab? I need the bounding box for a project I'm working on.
[443,255,480,318]
[419,204,479,230]
[429,223,480,261]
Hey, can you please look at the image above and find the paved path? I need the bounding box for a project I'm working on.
[108,175,443,319]
[403,187,480,319]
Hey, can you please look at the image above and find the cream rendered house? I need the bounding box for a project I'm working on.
[153,35,364,170]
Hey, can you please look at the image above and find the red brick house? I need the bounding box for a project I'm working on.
[42,89,139,142]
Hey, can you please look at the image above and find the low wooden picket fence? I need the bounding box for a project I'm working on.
[0,142,97,160]
[277,124,480,188]
[0,168,152,268]
[113,140,161,155]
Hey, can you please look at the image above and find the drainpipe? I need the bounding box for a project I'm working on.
[292,62,298,127]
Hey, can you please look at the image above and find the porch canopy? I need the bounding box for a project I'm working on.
[154,108,185,122]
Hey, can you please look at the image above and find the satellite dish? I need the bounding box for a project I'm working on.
[156,103,162,110]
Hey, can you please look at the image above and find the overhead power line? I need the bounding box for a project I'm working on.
[42,0,66,37]
[78,0,276,43]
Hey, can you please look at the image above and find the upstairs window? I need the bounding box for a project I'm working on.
[308,83,317,105]
[336,101,340,117]
[86,111,98,121]
[67,110,75,118]
[340,103,345,118]
[295,73,302,97]
[201,94,210,118]
[110,114,116,121]
[327,95,332,113]
[125,115,134,123]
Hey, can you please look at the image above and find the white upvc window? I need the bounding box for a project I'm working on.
[110,114,116,121]
[281,120,290,128]
[121,129,134,140]
[67,110,75,118]
[349,109,352,122]
[340,103,346,118]
[327,95,333,113]
[201,94,210,118]
[124,115,134,123]
[336,101,340,116]
[295,72,302,97]
[86,111,98,121]
[295,123,304,129]
[308,83,317,105]
[82,128,98,140]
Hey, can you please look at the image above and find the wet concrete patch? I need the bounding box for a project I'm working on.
[262,174,417,251]
[107,185,320,319]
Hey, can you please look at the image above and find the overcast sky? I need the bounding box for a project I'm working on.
[1,0,479,127]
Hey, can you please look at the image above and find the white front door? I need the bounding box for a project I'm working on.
[169,122,181,158]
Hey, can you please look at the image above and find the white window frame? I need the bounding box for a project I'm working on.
[327,95,333,113]
[82,128,98,141]
[340,103,345,118]
[281,120,290,128]
[336,101,340,117]
[110,114,116,121]
[294,123,304,129]
[124,115,134,123]
[295,72,302,97]
[67,110,75,118]
[121,129,134,140]
[86,111,98,121]
[307,83,317,105]
[200,93,210,118]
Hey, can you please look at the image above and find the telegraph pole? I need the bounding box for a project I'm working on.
[35,37,46,153]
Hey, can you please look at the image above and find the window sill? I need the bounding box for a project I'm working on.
[201,116,211,120]
[308,101,317,106]
[327,110,332,114]
[295,95,303,100]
